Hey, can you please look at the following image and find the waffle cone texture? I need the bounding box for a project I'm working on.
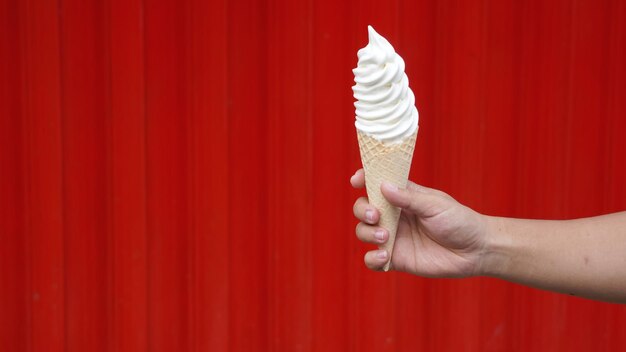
[357,128,418,271]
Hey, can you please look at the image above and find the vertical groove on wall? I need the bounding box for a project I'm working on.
[104,0,114,346]
[140,0,150,349]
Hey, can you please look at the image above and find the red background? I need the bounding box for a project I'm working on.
[2,0,626,350]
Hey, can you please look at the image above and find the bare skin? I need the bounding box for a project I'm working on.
[351,168,626,304]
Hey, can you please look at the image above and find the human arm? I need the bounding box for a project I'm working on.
[351,168,626,303]
[484,213,626,303]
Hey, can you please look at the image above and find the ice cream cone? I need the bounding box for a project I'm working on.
[357,128,418,271]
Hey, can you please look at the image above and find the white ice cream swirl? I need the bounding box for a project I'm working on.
[352,26,419,142]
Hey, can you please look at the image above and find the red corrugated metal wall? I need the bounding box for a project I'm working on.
[1,0,626,350]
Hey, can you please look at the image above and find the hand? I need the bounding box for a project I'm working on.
[351,169,490,277]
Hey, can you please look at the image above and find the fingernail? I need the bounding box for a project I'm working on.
[374,230,385,241]
[376,250,388,259]
[365,210,374,223]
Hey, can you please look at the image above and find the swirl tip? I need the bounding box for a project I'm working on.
[367,25,377,41]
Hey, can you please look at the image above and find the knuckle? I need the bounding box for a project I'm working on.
[353,197,368,217]
[364,253,382,271]
[354,222,363,236]
[355,223,368,241]
[363,254,375,269]
[352,199,362,216]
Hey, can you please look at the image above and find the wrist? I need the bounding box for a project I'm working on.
[478,215,513,278]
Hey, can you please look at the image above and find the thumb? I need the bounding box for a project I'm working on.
[380,182,447,218]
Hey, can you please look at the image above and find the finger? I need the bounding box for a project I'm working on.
[405,181,434,194]
[406,181,453,200]
[355,222,388,244]
[364,249,389,271]
[381,182,446,218]
[352,197,379,224]
[350,169,365,189]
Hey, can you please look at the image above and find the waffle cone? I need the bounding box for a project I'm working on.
[357,128,418,271]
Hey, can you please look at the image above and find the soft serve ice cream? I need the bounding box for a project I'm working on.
[353,25,419,143]
[353,26,419,271]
